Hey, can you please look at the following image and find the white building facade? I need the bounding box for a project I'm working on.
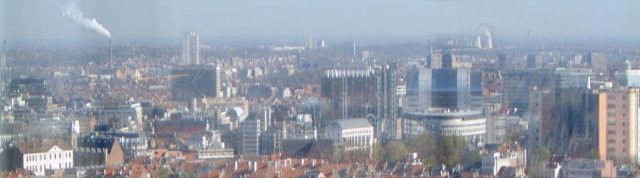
[15,140,74,176]
[324,118,374,151]
[182,32,199,65]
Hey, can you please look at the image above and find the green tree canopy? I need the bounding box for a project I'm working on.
[384,140,408,161]
[372,143,385,160]
[534,147,551,162]
[460,151,482,167]
[435,135,465,165]
[405,132,436,159]
[583,149,600,160]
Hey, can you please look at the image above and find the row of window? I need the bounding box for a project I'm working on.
[607,130,628,135]
[607,95,626,100]
[27,162,72,172]
[607,147,627,153]
[607,139,626,144]
[607,104,627,109]
[440,127,485,135]
[26,152,72,162]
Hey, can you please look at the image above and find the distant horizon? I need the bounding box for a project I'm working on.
[0,35,637,51]
[3,0,640,40]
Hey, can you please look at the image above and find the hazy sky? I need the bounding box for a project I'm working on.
[1,0,639,40]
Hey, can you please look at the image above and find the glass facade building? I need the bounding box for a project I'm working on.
[404,68,483,112]
[321,64,398,141]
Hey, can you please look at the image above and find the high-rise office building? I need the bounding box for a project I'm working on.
[307,36,314,49]
[182,32,199,65]
[171,65,221,102]
[527,87,640,164]
[442,52,457,69]
[403,68,483,111]
[527,54,543,69]
[602,89,639,163]
[321,64,398,141]
[498,54,509,68]
[584,52,608,73]
[343,42,356,56]
[317,40,325,49]
[426,54,442,68]
[402,66,485,141]
[241,117,260,155]
[502,68,593,111]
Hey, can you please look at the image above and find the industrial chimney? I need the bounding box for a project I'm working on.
[109,39,113,67]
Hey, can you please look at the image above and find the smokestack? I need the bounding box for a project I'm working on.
[2,40,6,68]
[109,39,113,67]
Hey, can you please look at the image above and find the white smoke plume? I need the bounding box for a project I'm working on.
[60,1,111,38]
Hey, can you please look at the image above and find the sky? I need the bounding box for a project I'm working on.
[1,0,639,40]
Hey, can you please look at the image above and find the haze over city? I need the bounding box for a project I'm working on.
[1,0,640,178]
[2,0,640,40]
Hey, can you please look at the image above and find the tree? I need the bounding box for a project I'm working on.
[350,149,369,159]
[158,168,170,178]
[424,155,437,165]
[372,143,385,160]
[529,147,551,178]
[384,141,408,161]
[180,171,191,178]
[534,147,551,163]
[583,149,600,160]
[459,151,482,167]
[504,132,523,144]
[405,132,436,159]
[435,135,464,165]
[331,149,345,163]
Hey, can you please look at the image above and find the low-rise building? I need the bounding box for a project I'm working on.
[480,150,526,176]
[561,158,616,178]
[541,162,561,178]
[12,139,73,176]
[324,118,374,151]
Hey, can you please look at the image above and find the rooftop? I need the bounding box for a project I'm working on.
[13,138,72,154]
[329,118,372,130]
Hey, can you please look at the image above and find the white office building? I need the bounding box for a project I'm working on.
[324,118,374,151]
[13,139,74,176]
[182,32,199,65]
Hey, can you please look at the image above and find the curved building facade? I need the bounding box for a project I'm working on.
[403,108,486,143]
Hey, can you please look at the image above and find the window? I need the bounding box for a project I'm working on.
[608,104,616,108]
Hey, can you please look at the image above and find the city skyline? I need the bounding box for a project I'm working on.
[2,1,640,177]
